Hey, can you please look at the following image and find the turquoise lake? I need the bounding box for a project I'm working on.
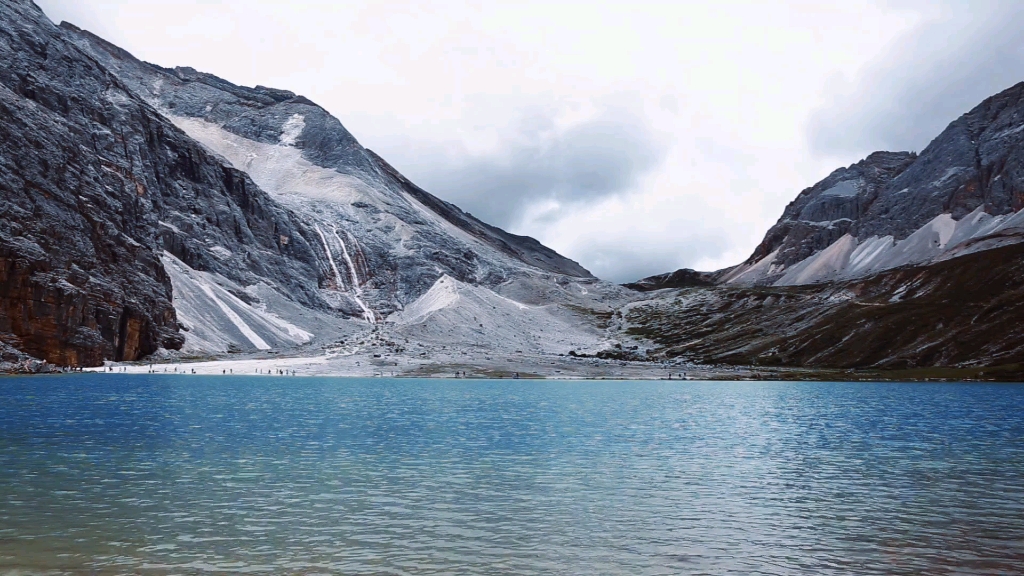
[1,376,1022,574]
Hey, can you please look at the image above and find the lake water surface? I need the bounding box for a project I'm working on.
[1,376,1022,575]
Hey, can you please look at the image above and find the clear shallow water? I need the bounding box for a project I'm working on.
[1,376,1022,575]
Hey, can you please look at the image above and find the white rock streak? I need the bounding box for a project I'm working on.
[332,227,361,294]
[332,227,376,325]
[161,252,314,354]
[315,224,347,291]
[725,207,1024,287]
[198,284,271,350]
[278,114,305,146]
[315,223,375,324]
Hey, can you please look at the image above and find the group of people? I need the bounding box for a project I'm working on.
[93,365,300,375]
[254,368,296,375]
[63,364,305,376]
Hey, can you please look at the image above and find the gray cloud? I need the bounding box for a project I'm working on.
[809,1,1024,157]
[386,106,668,231]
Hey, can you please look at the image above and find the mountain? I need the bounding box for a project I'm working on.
[62,23,592,286]
[625,82,1024,375]
[0,0,616,369]
[621,268,716,292]
[626,242,1024,372]
[7,0,1024,377]
[720,83,1024,286]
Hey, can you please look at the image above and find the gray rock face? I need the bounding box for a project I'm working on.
[61,25,381,180]
[857,83,1024,233]
[0,0,594,366]
[63,23,591,279]
[746,152,918,269]
[713,82,1024,286]
[62,19,593,322]
[1,0,323,364]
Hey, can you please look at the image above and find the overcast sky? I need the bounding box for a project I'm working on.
[36,0,1024,281]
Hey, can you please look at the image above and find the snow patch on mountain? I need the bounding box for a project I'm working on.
[727,208,1024,286]
[279,114,305,146]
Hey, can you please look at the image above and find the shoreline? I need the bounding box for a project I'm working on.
[4,351,1021,382]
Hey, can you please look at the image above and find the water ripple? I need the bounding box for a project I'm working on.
[0,377,1022,574]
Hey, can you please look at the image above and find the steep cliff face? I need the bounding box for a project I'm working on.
[0,0,172,365]
[717,82,1024,287]
[63,23,593,284]
[742,152,918,271]
[0,0,345,364]
[59,20,596,341]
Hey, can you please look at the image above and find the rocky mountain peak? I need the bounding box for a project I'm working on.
[716,80,1024,287]
[745,150,918,269]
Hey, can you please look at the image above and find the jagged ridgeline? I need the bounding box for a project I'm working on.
[635,82,1024,291]
[627,80,1024,372]
[722,88,1024,286]
[0,0,599,367]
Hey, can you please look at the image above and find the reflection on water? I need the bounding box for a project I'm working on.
[0,376,1022,574]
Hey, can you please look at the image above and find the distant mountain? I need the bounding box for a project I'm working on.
[0,0,607,367]
[636,84,1024,290]
[625,241,1024,374]
[621,268,716,292]
[624,82,1024,375]
[719,83,1024,286]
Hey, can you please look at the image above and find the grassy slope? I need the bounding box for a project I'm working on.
[625,243,1024,378]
